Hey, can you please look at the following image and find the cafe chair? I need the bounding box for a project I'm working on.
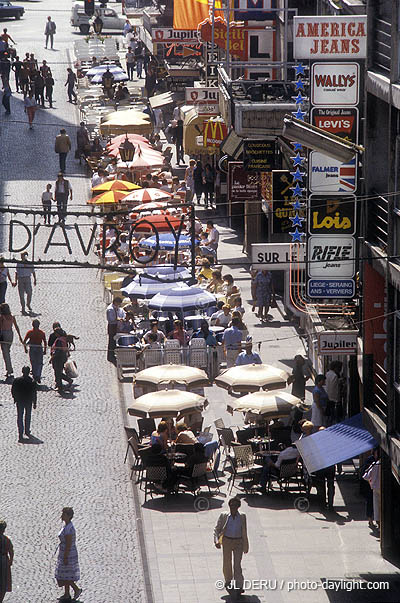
[163,339,183,364]
[115,346,137,381]
[178,462,212,497]
[214,418,225,429]
[228,445,258,494]
[144,346,163,369]
[144,466,168,502]
[188,338,208,370]
[137,418,156,443]
[207,450,221,493]
[126,437,145,482]
[124,426,141,463]
[268,458,302,494]
[175,443,195,456]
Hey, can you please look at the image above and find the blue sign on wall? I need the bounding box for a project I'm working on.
[307,279,355,298]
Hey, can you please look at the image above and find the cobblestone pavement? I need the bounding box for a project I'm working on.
[0,2,146,601]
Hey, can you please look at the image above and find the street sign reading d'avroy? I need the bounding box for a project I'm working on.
[243,139,277,172]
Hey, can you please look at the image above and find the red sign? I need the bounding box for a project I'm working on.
[199,17,248,61]
[228,162,260,201]
[203,119,227,147]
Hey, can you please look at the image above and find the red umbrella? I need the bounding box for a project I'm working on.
[118,147,164,171]
[129,202,169,219]
[124,188,174,203]
[134,214,185,232]
[107,134,150,147]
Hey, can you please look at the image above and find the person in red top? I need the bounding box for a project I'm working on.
[167,320,189,347]
[23,319,47,383]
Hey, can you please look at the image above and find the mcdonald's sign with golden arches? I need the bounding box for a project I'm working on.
[203,118,227,147]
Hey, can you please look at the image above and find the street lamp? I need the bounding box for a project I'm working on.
[119,134,135,163]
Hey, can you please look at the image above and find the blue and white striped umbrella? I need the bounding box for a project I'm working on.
[140,233,195,251]
[141,265,192,282]
[148,286,216,312]
[122,279,188,299]
[86,64,126,76]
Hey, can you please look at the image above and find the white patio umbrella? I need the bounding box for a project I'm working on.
[148,286,216,312]
[121,279,189,299]
[134,365,210,390]
[215,364,289,393]
[227,390,304,418]
[127,389,208,418]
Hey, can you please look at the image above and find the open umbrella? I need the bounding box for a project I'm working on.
[91,71,128,84]
[91,180,142,193]
[121,279,189,299]
[86,64,128,77]
[134,365,210,390]
[215,364,289,393]
[142,265,192,281]
[227,390,304,417]
[127,388,208,418]
[140,233,193,251]
[117,147,163,171]
[148,286,216,311]
[100,109,152,136]
[108,134,150,147]
[124,188,173,203]
[88,190,130,205]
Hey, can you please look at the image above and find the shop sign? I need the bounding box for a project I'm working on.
[311,63,359,107]
[293,16,367,59]
[309,152,357,194]
[152,28,199,44]
[197,104,219,116]
[228,161,259,201]
[205,41,218,87]
[199,17,248,61]
[308,194,356,235]
[307,235,355,278]
[271,170,305,234]
[243,139,276,172]
[307,278,355,298]
[311,107,358,143]
[203,119,227,147]
[185,87,220,104]
[317,331,358,355]
[252,242,305,271]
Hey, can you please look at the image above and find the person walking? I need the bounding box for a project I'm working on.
[214,497,249,600]
[203,163,214,208]
[76,122,90,159]
[41,183,53,224]
[193,160,204,204]
[55,508,82,601]
[65,68,77,103]
[55,129,71,173]
[11,366,37,442]
[287,354,311,400]
[1,83,11,115]
[125,47,135,81]
[19,64,29,97]
[50,327,72,392]
[0,520,13,602]
[106,297,125,365]
[222,316,243,368]
[363,447,381,532]
[33,71,45,107]
[23,320,47,383]
[54,173,72,224]
[184,159,196,201]
[311,374,329,428]
[135,41,144,79]
[0,303,23,379]
[15,252,36,315]
[24,91,37,128]
[44,15,56,49]
[254,269,274,322]
[0,258,14,304]
[11,55,22,93]
[44,70,54,108]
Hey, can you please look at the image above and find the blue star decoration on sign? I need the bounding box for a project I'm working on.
[290,227,306,242]
[289,213,305,227]
[292,199,304,211]
[295,78,304,91]
[290,183,304,197]
[293,92,306,105]
[292,107,306,120]
[290,167,304,182]
[295,63,305,76]
[290,152,305,167]
[292,142,302,152]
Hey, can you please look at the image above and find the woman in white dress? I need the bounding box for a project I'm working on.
[55,508,82,601]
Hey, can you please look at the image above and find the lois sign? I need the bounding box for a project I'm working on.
[294,16,367,59]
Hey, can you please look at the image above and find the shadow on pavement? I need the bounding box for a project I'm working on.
[142,492,225,513]
[323,573,400,602]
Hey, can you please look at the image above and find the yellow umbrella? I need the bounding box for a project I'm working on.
[88,190,130,205]
[215,364,289,393]
[227,390,305,418]
[127,389,208,418]
[134,365,210,390]
[92,180,142,193]
[100,109,152,136]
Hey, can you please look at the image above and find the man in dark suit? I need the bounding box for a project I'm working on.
[11,366,37,442]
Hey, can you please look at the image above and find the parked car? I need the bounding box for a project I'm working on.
[0,1,24,19]
[71,4,125,35]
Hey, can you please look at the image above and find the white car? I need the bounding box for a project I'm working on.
[71,3,125,35]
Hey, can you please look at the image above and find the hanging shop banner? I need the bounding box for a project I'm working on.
[307,235,355,278]
[308,194,356,235]
[234,0,276,21]
[271,170,305,234]
[152,29,200,44]
[228,162,260,201]
[309,152,357,194]
[203,119,227,147]
[199,17,248,61]
[293,16,367,60]
[317,331,358,355]
[243,139,277,172]
[185,87,220,104]
[311,63,359,107]
[311,107,359,143]
[252,243,305,271]
[308,279,355,298]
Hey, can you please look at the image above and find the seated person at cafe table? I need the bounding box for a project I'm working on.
[161,416,177,440]
[176,443,208,477]
[192,321,217,346]
[216,305,232,328]
[235,337,262,366]
[123,297,148,318]
[137,333,161,369]
[142,443,177,492]
[167,320,189,346]
[175,422,198,444]
[150,421,169,451]
[143,320,166,344]
[223,317,243,368]
[206,270,225,294]
[258,443,300,493]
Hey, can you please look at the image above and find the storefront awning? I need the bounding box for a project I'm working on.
[295,414,377,474]
[149,92,175,109]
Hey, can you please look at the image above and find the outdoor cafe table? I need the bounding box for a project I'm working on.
[248,436,273,451]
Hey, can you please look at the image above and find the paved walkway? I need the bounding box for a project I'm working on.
[0,2,145,601]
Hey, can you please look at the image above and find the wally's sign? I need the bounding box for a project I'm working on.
[311,63,359,107]
[294,16,367,59]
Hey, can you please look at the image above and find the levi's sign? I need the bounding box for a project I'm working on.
[251,243,305,271]
[311,107,358,143]
[311,63,359,107]
[318,331,358,355]
[293,15,367,59]
[152,29,200,44]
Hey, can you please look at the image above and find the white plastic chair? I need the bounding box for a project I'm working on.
[189,338,208,370]
[115,347,137,381]
[144,347,163,369]
[163,340,183,364]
